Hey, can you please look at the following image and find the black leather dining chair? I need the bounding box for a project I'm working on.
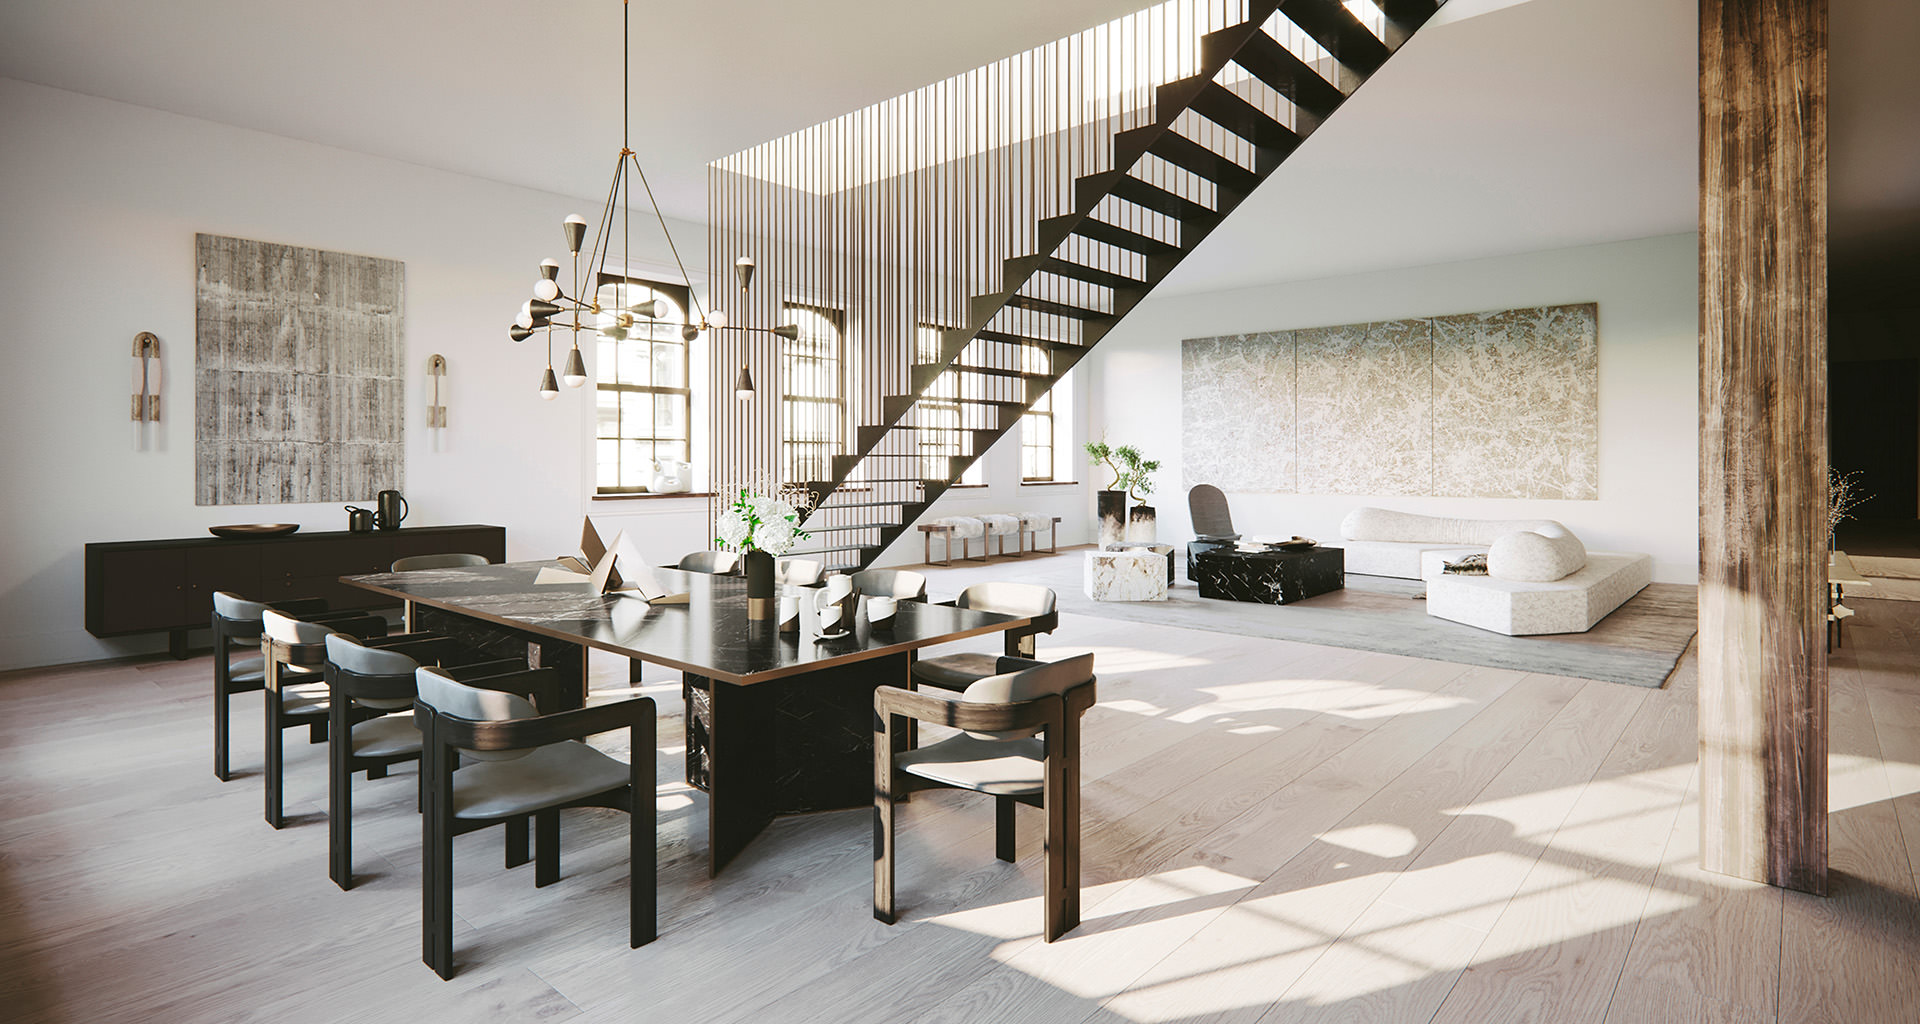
[414,665,657,979]
[874,653,1097,941]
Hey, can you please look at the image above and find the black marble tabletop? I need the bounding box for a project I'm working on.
[340,561,1030,685]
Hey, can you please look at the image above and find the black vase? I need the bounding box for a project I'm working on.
[1097,490,1127,549]
[744,549,775,620]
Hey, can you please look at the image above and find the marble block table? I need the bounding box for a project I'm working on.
[1195,546,1345,605]
[1107,541,1176,585]
[1084,548,1169,602]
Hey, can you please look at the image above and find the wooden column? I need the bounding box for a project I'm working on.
[1698,0,1829,894]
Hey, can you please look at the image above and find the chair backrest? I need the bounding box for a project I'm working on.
[325,633,421,710]
[262,608,339,646]
[391,552,491,572]
[414,666,537,761]
[678,551,740,574]
[960,653,1096,740]
[212,590,270,624]
[954,582,1055,619]
[775,558,824,586]
[850,569,927,600]
[1189,484,1236,539]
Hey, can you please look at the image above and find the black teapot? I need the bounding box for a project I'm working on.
[375,490,408,531]
[345,506,376,533]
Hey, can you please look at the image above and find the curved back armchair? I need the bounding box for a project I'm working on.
[414,665,657,979]
[774,558,824,587]
[391,552,491,572]
[909,583,1060,692]
[211,591,334,781]
[1188,484,1239,541]
[257,609,387,829]
[678,551,740,575]
[874,653,1097,941]
[849,569,928,601]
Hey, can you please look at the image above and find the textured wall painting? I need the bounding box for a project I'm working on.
[194,233,405,505]
[1182,303,1598,500]
[1182,332,1295,492]
[1296,318,1434,495]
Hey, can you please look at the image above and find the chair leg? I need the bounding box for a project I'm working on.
[995,796,1016,863]
[423,736,456,980]
[632,700,658,947]
[367,763,387,781]
[1041,727,1082,942]
[264,669,283,829]
[505,815,530,868]
[309,721,328,744]
[213,636,232,781]
[874,714,898,925]
[534,808,561,887]
[329,709,353,890]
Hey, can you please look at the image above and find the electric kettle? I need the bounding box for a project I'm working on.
[375,490,408,531]
[345,506,376,533]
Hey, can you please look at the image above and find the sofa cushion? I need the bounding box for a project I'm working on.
[1340,507,1561,547]
[1488,523,1587,582]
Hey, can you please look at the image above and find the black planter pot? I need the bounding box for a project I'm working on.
[1127,504,1157,543]
[1097,490,1127,549]
[744,549,775,620]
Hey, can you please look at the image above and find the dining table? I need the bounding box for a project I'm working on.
[340,560,1044,874]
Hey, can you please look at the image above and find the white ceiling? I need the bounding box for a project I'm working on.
[0,0,1907,295]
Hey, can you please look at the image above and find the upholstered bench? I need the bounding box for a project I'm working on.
[1018,514,1062,555]
[1428,553,1653,635]
[918,517,988,565]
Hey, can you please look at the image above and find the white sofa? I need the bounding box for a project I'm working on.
[1343,508,1651,635]
[1339,507,1561,579]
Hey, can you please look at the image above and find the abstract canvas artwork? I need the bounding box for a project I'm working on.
[194,233,405,506]
[1182,303,1598,500]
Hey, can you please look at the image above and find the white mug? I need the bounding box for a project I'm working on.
[867,596,898,627]
[777,594,800,633]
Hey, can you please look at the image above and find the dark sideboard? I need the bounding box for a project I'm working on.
[84,525,506,657]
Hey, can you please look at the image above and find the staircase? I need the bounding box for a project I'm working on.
[787,0,1447,570]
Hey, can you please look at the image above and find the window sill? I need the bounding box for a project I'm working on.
[946,483,988,490]
[1021,480,1079,487]
[592,491,716,502]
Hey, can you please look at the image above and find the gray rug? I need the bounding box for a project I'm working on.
[1052,573,1696,688]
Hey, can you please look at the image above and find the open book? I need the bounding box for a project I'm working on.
[537,517,690,605]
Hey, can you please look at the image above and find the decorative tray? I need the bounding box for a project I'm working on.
[1236,536,1318,552]
[209,523,301,539]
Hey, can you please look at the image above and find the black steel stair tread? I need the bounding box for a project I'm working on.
[1051,215,1183,258]
[1105,176,1223,224]
[1004,292,1118,320]
[812,499,924,509]
[1228,30,1347,117]
[1279,0,1391,75]
[796,521,898,532]
[1117,128,1261,194]
[1187,80,1301,149]
[972,329,1083,350]
[915,362,1048,380]
[1031,254,1148,291]
[786,543,878,556]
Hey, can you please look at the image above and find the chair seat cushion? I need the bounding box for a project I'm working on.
[281,678,330,712]
[897,734,1044,796]
[911,652,1001,691]
[228,656,266,686]
[351,715,421,758]
[450,741,630,820]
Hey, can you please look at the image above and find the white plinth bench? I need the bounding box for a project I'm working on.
[1426,552,1653,636]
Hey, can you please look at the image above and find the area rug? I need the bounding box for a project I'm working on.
[1052,573,1697,688]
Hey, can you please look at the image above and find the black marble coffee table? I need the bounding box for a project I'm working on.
[342,561,1039,874]
[1194,546,1345,605]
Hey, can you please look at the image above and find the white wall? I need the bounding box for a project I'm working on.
[1083,233,1702,582]
[0,78,711,670]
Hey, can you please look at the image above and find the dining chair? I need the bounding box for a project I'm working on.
[774,557,824,587]
[909,583,1058,692]
[873,652,1097,941]
[391,552,492,572]
[258,608,393,829]
[414,665,656,979]
[211,591,370,782]
[678,551,740,574]
[322,633,525,890]
[849,568,928,602]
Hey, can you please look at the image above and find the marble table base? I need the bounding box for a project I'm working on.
[1084,549,1169,602]
[1195,546,1345,605]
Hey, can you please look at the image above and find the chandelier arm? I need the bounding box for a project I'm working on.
[582,150,625,302]
[625,151,706,324]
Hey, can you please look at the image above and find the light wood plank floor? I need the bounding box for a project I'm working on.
[4,557,1916,1023]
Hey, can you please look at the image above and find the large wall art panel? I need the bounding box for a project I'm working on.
[194,233,405,505]
[1295,319,1433,495]
[1182,302,1598,500]
[1431,304,1598,499]
[1181,332,1296,492]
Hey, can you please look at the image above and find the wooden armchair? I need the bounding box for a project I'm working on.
[210,591,371,782]
[849,568,929,602]
[873,652,1096,942]
[909,583,1060,691]
[258,608,394,829]
[414,666,657,979]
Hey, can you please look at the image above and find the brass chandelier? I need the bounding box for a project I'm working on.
[507,0,795,401]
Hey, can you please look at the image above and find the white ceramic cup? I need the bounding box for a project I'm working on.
[777,594,800,632]
[867,596,897,627]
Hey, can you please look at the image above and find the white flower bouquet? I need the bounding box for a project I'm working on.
[714,485,812,555]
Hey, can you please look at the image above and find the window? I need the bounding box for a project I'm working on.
[915,325,985,485]
[1021,342,1055,482]
[781,303,846,483]
[594,276,692,494]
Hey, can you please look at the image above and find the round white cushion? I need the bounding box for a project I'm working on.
[1488,523,1588,582]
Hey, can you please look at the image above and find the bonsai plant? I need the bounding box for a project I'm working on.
[1114,445,1162,541]
[1085,438,1129,547]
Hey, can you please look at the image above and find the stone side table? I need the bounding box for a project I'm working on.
[1194,546,1345,604]
[1083,548,1169,602]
